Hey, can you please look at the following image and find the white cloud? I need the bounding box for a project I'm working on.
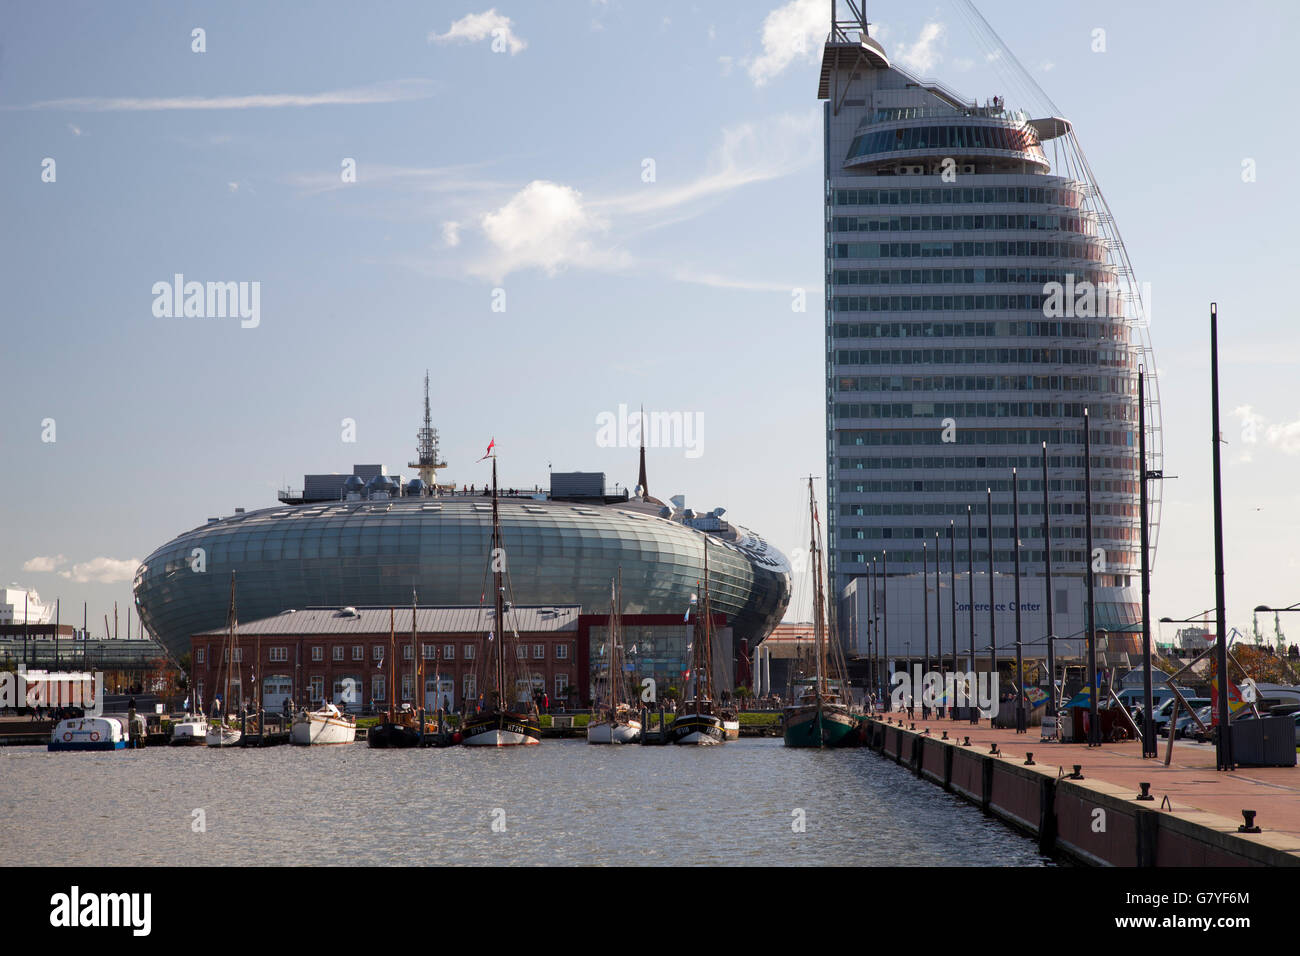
[227,182,240,193]
[22,555,66,573]
[58,557,139,584]
[442,221,461,246]
[1231,405,1300,457]
[597,109,819,217]
[748,0,825,86]
[472,180,617,281]
[895,21,945,74]
[18,80,435,112]
[429,9,527,55]
[66,123,83,136]
[1266,417,1300,455]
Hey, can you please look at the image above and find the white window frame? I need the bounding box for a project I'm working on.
[332,646,344,662]
[351,645,363,661]
[196,648,205,664]
[311,645,323,662]
[532,643,545,659]
[270,647,288,662]
[555,644,569,660]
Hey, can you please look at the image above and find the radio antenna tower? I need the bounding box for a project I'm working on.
[409,371,448,487]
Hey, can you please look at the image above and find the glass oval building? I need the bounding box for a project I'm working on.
[133,492,791,662]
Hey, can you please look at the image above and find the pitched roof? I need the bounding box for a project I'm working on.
[196,605,581,637]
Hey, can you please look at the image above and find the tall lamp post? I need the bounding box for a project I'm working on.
[1209,303,1233,771]
[1012,468,1025,733]
[986,486,996,709]
[1083,407,1100,748]
[881,550,889,711]
[1041,441,1056,716]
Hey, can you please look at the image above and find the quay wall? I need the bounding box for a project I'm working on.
[866,718,1298,868]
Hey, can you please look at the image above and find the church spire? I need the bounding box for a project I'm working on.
[637,404,649,500]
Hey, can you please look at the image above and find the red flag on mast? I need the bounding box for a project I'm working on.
[478,438,496,461]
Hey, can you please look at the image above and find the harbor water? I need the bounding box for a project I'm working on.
[0,739,1056,866]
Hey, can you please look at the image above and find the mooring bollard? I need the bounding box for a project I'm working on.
[941,730,949,740]
[1024,752,1035,765]
[1137,782,1154,801]
[1238,810,1261,833]
[989,742,999,755]
[1067,764,1084,780]
[962,736,971,746]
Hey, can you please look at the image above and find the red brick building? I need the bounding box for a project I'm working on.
[192,605,581,714]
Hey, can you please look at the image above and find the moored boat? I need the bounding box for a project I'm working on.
[169,712,209,745]
[48,716,128,752]
[206,573,245,749]
[588,571,643,745]
[783,478,857,748]
[291,701,356,746]
[457,451,542,748]
[670,539,727,746]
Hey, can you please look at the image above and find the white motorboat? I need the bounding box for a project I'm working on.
[205,722,242,748]
[49,716,128,752]
[291,702,357,745]
[170,713,209,746]
[587,705,643,745]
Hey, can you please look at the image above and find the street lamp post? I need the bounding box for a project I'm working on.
[934,531,943,716]
[1138,367,1157,757]
[882,550,889,711]
[987,486,996,711]
[1209,303,1233,771]
[1084,407,1100,748]
[950,519,957,718]
[967,505,976,724]
[1041,441,1056,716]
[1012,467,1025,734]
[922,540,930,718]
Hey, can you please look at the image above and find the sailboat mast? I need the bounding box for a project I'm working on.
[615,567,623,707]
[411,590,418,714]
[389,608,396,718]
[492,456,504,709]
[226,572,236,719]
[809,479,826,697]
[702,539,712,707]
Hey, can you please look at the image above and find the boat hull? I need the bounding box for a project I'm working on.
[49,717,129,751]
[722,719,740,741]
[587,720,642,744]
[782,705,858,748]
[367,722,422,748]
[668,714,725,745]
[291,713,357,746]
[460,711,541,747]
[205,726,243,748]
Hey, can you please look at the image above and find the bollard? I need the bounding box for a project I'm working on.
[1067,764,1084,780]
[1024,752,1035,765]
[1137,782,1154,801]
[962,736,971,746]
[941,730,949,740]
[1238,810,1261,834]
[989,742,1000,756]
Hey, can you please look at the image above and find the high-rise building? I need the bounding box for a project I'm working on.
[819,5,1160,657]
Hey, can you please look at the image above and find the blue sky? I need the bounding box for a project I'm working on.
[2,0,1298,644]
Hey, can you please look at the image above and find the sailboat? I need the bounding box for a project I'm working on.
[783,478,857,748]
[368,606,424,748]
[459,452,542,747]
[206,572,244,748]
[668,538,726,745]
[587,570,643,744]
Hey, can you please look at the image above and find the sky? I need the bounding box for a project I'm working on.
[2,0,1298,646]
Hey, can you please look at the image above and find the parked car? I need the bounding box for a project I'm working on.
[1154,696,1210,736]
[1171,705,1213,739]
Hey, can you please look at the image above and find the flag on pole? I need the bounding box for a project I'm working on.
[478,438,496,461]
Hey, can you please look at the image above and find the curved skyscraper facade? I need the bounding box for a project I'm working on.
[820,10,1158,654]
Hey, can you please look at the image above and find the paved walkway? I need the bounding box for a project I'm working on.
[871,710,1300,855]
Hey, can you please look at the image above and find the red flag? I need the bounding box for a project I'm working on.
[477,438,496,461]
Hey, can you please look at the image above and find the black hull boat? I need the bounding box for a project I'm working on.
[367,720,422,748]
[458,708,541,747]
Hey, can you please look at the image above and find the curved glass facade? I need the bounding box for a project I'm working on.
[820,46,1155,645]
[846,123,1045,162]
[134,498,791,660]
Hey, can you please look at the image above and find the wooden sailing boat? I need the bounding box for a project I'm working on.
[368,606,423,748]
[668,538,726,745]
[206,572,243,748]
[587,569,642,744]
[783,478,857,748]
[458,454,542,746]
